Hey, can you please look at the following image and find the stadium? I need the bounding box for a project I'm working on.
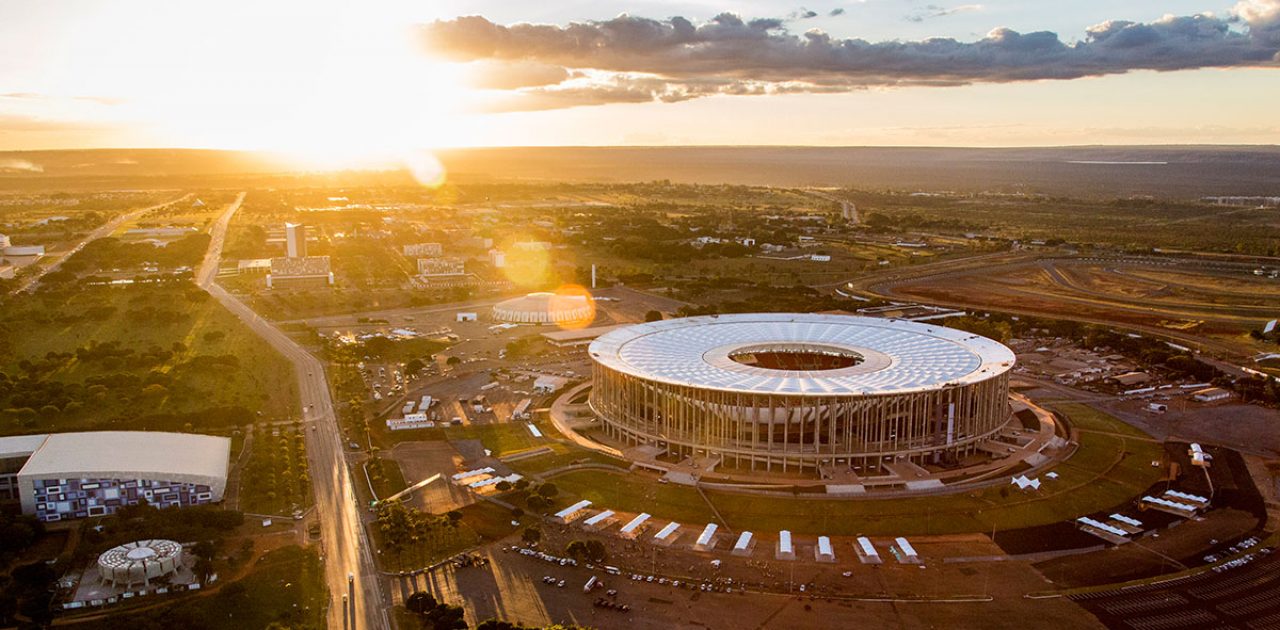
[492,291,595,325]
[587,313,1016,475]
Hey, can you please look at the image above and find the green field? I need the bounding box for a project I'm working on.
[542,405,1163,536]
[0,284,297,434]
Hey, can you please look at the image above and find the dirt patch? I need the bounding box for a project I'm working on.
[388,441,475,513]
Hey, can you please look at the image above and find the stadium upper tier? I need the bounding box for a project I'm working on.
[588,313,1015,396]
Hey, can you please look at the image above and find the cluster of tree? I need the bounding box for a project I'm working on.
[0,561,56,626]
[564,539,607,563]
[476,621,588,630]
[863,211,981,232]
[77,504,243,566]
[242,423,310,514]
[56,233,212,275]
[675,283,850,316]
[405,592,467,630]
[375,500,466,565]
[0,512,44,565]
[522,482,559,512]
[123,305,193,324]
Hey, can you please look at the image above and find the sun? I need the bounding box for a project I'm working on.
[85,4,477,169]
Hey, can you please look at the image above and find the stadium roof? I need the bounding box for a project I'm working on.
[492,291,594,324]
[588,313,1014,396]
[15,431,231,482]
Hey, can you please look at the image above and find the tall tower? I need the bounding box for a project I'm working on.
[285,223,307,258]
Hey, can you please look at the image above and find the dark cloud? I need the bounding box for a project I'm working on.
[830,8,846,17]
[422,2,1280,110]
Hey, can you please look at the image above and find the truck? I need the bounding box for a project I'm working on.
[583,576,600,593]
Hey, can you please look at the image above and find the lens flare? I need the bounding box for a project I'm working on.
[403,150,447,189]
[551,284,596,330]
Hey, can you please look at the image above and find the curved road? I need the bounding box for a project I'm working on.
[197,194,389,630]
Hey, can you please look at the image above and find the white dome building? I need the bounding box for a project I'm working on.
[492,291,594,325]
[97,539,184,587]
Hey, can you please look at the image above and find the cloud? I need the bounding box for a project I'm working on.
[422,1,1280,110]
[905,4,984,23]
[830,8,846,17]
[463,60,572,89]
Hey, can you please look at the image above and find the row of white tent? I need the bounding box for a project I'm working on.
[1075,488,1210,544]
[552,499,920,563]
[450,467,523,494]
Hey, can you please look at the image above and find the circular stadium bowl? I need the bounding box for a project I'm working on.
[588,313,1016,474]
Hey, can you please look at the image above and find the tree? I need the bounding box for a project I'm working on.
[446,356,462,367]
[192,540,217,582]
[406,591,438,614]
[445,510,463,527]
[644,310,663,322]
[405,358,426,375]
[536,483,558,498]
[521,526,541,545]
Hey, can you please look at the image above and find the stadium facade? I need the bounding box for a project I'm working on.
[588,314,1015,473]
[0,431,231,522]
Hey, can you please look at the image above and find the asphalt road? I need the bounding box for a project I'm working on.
[197,194,389,630]
[16,192,191,293]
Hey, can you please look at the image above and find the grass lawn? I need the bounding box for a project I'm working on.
[70,545,325,630]
[506,443,630,475]
[1048,402,1153,438]
[541,406,1163,537]
[365,455,409,500]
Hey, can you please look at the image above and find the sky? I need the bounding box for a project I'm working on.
[0,0,1278,164]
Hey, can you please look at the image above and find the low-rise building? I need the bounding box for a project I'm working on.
[267,256,333,288]
[1191,387,1231,403]
[0,431,230,522]
[417,257,466,277]
[403,242,443,257]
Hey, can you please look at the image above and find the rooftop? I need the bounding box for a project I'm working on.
[14,431,231,481]
[588,313,1015,396]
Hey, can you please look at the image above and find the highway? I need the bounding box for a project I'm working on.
[196,193,389,630]
[16,192,191,293]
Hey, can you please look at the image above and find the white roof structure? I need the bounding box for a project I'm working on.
[554,500,592,522]
[0,434,50,460]
[694,523,718,549]
[816,536,835,561]
[654,521,680,541]
[856,537,880,558]
[589,313,1015,396]
[733,531,753,552]
[1077,517,1129,538]
[895,537,920,562]
[583,510,616,528]
[16,431,229,486]
[619,513,651,537]
[492,292,595,325]
[1110,514,1143,527]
